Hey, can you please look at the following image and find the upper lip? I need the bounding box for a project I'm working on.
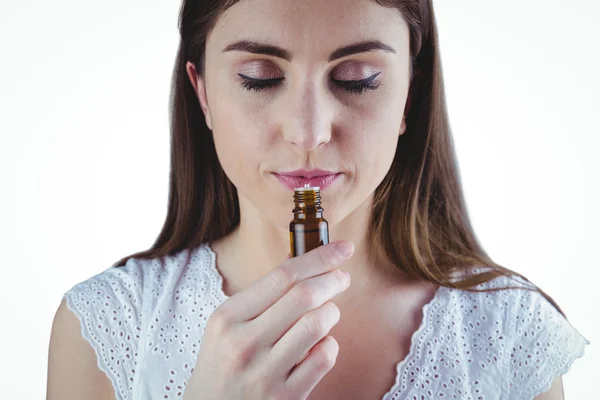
[276,169,339,178]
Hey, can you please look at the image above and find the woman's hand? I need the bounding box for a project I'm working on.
[183,241,354,400]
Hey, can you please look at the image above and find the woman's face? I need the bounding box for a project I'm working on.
[187,0,411,228]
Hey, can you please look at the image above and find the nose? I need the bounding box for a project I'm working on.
[281,80,333,151]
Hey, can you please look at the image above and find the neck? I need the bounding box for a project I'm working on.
[210,193,399,298]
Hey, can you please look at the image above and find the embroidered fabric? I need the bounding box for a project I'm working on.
[63,244,588,400]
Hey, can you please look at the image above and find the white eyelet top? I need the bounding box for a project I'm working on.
[63,243,588,400]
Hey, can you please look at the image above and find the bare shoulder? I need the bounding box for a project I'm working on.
[534,377,564,400]
[46,298,116,400]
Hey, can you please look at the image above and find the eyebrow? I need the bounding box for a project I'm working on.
[222,39,396,62]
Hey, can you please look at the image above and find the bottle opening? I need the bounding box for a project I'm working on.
[292,185,322,216]
[294,183,320,191]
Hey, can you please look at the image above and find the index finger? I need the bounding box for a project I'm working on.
[223,240,354,322]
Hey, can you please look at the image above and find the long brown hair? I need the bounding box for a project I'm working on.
[111,0,562,314]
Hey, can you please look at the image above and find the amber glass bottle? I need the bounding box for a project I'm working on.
[289,184,329,257]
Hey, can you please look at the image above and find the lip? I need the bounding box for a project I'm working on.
[277,169,338,178]
[273,170,342,191]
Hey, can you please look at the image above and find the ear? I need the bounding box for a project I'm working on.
[399,115,407,136]
[399,83,413,136]
[185,61,213,130]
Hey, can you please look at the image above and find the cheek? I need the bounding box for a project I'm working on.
[354,134,398,190]
[374,115,402,165]
[210,102,265,183]
[346,105,402,178]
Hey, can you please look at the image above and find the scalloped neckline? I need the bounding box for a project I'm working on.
[202,242,445,399]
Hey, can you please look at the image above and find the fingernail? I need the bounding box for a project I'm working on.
[335,241,354,258]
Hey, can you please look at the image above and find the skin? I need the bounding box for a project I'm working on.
[186,0,412,300]
[45,0,563,399]
[184,1,564,398]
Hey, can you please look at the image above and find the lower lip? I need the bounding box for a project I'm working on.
[274,173,342,190]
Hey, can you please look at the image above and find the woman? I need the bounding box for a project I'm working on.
[47,0,588,399]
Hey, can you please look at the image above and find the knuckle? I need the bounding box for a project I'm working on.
[332,269,348,289]
[270,265,297,289]
[208,307,233,334]
[317,247,337,268]
[291,283,319,308]
[302,312,328,339]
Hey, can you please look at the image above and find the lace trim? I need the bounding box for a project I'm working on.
[63,291,130,400]
[521,337,588,399]
[382,286,445,399]
[205,242,229,302]
[197,248,588,399]
[201,242,445,399]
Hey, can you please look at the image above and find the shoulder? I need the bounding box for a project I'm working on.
[47,298,116,400]
[62,254,148,351]
[53,255,150,399]
[62,242,216,317]
[457,270,589,399]
[54,243,216,399]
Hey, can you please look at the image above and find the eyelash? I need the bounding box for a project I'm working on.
[238,72,382,94]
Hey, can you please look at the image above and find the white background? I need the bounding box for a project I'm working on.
[1,0,598,398]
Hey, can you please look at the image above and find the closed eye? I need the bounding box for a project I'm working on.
[238,75,284,92]
[238,72,381,94]
[332,72,381,94]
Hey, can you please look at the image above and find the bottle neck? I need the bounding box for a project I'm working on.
[293,206,323,219]
[293,189,323,219]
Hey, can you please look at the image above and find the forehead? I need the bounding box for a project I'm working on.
[209,0,409,60]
